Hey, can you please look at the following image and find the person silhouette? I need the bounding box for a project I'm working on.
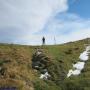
[42,37,45,45]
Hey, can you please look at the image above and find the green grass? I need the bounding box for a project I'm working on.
[0,38,90,90]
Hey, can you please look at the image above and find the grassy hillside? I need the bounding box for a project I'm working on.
[0,38,90,90]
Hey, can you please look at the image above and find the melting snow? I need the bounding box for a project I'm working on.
[36,51,42,55]
[67,70,73,77]
[79,51,89,61]
[86,46,90,51]
[67,69,81,78]
[67,46,90,78]
[73,62,85,70]
[72,70,81,75]
[40,72,50,80]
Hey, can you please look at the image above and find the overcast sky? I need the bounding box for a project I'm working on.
[0,0,90,45]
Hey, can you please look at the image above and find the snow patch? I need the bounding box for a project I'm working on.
[40,72,50,80]
[73,62,85,70]
[72,70,81,75]
[79,51,89,61]
[86,46,90,51]
[67,69,73,77]
[37,51,42,55]
[67,69,81,78]
[67,45,90,78]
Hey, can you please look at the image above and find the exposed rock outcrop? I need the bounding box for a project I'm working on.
[32,48,51,80]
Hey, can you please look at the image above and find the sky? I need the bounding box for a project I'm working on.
[0,0,90,45]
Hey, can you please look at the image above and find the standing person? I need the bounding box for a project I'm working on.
[42,37,45,45]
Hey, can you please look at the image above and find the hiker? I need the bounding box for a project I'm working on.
[42,37,45,45]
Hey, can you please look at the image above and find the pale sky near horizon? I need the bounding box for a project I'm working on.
[0,0,90,45]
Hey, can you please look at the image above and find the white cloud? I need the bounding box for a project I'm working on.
[0,0,69,45]
[0,0,68,33]
[56,28,90,44]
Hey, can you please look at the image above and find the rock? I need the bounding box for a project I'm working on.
[32,48,51,80]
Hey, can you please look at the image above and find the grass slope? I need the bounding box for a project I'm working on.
[0,38,90,90]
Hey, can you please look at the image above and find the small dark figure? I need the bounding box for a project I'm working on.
[42,37,45,45]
